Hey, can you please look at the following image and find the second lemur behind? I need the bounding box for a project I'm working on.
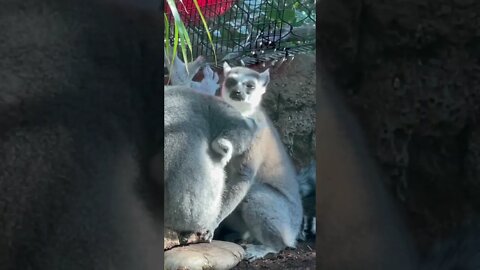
[216,62,304,261]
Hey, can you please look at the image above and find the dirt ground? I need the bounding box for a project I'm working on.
[231,239,316,270]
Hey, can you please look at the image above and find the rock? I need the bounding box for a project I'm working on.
[263,54,316,169]
[318,0,480,253]
[164,229,181,250]
[164,240,245,270]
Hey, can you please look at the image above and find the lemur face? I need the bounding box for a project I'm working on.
[224,76,257,102]
[221,62,270,111]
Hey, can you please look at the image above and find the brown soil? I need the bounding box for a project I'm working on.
[231,239,316,270]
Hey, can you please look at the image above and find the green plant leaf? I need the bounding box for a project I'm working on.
[166,0,192,76]
[164,13,171,59]
[283,9,296,24]
[192,0,217,64]
[164,0,216,79]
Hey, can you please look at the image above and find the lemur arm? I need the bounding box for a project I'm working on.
[214,158,257,227]
[164,51,205,85]
[164,51,219,95]
[190,64,219,96]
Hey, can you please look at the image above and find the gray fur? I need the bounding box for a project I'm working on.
[164,53,205,86]
[221,109,304,261]
[217,65,303,261]
[164,86,258,240]
[165,54,219,95]
[297,161,317,240]
[298,161,317,198]
[223,63,270,84]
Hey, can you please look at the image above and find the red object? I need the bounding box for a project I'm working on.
[164,0,235,25]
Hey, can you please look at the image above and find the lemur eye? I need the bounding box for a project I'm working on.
[246,83,255,89]
[225,77,238,88]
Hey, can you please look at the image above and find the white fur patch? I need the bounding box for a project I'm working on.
[311,217,316,235]
[220,70,266,117]
[211,138,233,166]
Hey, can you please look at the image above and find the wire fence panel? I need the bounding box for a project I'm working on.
[165,0,316,67]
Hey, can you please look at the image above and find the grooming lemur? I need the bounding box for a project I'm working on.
[167,57,313,246]
[164,86,259,244]
[216,62,304,261]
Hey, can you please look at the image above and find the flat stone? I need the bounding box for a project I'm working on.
[164,240,245,270]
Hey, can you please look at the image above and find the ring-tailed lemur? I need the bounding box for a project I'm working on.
[164,86,259,245]
[215,62,304,261]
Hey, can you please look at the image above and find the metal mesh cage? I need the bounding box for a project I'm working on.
[165,0,316,66]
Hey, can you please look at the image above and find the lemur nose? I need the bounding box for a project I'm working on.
[230,89,243,101]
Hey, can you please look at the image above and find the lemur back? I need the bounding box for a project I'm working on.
[164,87,258,243]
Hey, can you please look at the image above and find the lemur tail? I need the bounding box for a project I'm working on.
[296,161,317,241]
[297,160,316,198]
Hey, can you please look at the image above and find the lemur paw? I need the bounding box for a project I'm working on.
[203,64,219,82]
[166,54,205,86]
[191,64,219,96]
[211,137,233,166]
[242,244,276,262]
[298,215,316,241]
[178,229,213,245]
[195,229,213,243]
[298,230,307,241]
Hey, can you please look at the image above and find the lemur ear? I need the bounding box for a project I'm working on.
[259,68,270,87]
[223,62,232,74]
